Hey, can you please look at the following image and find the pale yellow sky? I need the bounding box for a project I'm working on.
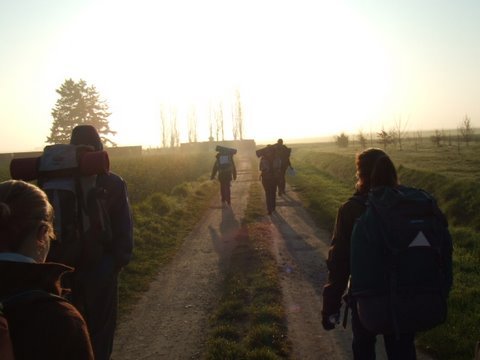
[1,0,479,152]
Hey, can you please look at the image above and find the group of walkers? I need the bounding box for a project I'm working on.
[0,125,133,360]
[210,138,293,214]
[211,143,453,360]
[1,130,453,360]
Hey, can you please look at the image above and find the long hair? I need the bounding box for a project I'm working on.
[0,180,55,252]
[355,148,398,194]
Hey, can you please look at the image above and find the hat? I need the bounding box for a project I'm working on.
[70,125,103,151]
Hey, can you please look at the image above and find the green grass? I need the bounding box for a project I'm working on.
[118,178,216,316]
[204,181,290,360]
[288,146,480,360]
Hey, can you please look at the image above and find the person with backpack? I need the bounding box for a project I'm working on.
[275,139,293,196]
[0,180,94,359]
[258,144,280,215]
[54,125,134,360]
[321,148,453,360]
[210,149,237,206]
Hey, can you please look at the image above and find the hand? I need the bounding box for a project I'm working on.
[322,313,340,331]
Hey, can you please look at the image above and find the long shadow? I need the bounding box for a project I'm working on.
[270,210,330,296]
[208,206,241,272]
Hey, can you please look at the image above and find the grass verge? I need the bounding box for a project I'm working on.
[204,181,291,359]
[118,178,217,317]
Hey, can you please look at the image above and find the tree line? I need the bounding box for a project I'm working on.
[48,78,245,148]
[334,115,476,151]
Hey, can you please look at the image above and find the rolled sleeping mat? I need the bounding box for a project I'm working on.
[215,145,237,155]
[79,150,110,176]
[10,157,40,181]
[9,150,110,180]
[255,145,274,158]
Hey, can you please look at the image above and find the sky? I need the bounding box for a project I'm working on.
[1,0,479,152]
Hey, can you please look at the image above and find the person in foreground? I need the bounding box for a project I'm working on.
[321,148,453,360]
[68,125,134,360]
[0,180,94,359]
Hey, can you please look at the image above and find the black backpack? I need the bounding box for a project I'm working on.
[349,185,453,335]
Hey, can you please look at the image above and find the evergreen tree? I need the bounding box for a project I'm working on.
[47,78,116,146]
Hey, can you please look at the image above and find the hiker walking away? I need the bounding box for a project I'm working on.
[275,138,292,196]
[321,148,453,360]
[0,180,94,359]
[66,125,133,360]
[210,149,237,206]
[258,145,279,215]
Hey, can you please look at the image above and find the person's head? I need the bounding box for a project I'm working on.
[70,125,103,151]
[0,180,55,262]
[355,148,398,193]
[277,138,283,145]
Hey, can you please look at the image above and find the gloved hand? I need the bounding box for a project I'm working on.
[321,312,340,331]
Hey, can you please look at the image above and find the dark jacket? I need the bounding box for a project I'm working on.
[0,260,94,360]
[322,193,366,316]
[97,171,134,269]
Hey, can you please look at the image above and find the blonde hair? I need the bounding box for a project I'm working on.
[0,180,55,252]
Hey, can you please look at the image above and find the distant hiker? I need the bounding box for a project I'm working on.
[46,125,134,360]
[0,180,94,360]
[321,148,453,360]
[257,144,280,215]
[210,146,237,206]
[275,138,293,196]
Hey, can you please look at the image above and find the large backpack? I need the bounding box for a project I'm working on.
[350,185,452,335]
[10,144,112,268]
[39,144,112,268]
[0,290,66,360]
[218,154,233,173]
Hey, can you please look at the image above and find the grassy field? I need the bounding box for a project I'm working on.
[287,139,480,360]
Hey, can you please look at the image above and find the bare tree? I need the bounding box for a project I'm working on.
[160,104,169,148]
[357,130,367,149]
[392,116,409,150]
[430,129,443,147]
[170,108,179,148]
[232,89,244,140]
[459,114,474,146]
[208,103,214,142]
[187,106,198,143]
[413,130,423,151]
[377,128,393,150]
[215,102,224,141]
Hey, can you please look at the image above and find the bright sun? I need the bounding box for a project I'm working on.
[41,0,398,147]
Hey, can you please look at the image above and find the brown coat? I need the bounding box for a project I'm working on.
[0,261,94,360]
[322,193,366,316]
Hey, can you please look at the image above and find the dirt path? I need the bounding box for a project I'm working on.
[112,156,434,360]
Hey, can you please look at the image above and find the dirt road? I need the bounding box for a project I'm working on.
[112,156,433,360]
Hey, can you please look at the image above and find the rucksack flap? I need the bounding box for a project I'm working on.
[350,185,452,334]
